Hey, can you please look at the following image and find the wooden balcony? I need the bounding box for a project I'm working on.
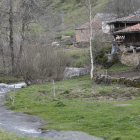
[110,27,125,34]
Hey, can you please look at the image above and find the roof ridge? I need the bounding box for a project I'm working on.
[114,23,140,34]
[108,14,140,24]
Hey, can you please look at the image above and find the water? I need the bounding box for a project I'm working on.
[0,82,26,94]
[0,82,104,140]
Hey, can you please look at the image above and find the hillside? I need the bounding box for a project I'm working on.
[45,0,109,37]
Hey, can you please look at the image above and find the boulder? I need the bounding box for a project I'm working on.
[51,42,60,47]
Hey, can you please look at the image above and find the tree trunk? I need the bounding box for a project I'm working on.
[9,0,14,74]
[0,44,6,74]
[17,20,25,67]
[89,0,94,80]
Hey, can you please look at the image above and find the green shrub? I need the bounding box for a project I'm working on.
[8,106,17,110]
[62,90,70,94]
[99,89,107,94]
[55,101,66,107]
[91,40,111,67]
[110,58,120,66]
[94,47,110,67]
[113,137,121,140]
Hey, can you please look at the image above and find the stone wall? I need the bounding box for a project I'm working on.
[120,53,140,66]
[119,44,125,52]
[75,29,96,42]
[95,74,140,87]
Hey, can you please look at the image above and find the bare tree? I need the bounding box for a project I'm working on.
[105,0,140,18]
[0,43,6,73]
[16,0,41,67]
[0,0,45,75]
[79,0,95,79]
[55,50,70,80]
[0,0,15,74]
[0,0,86,84]
[18,33,70,85]
[9,0,14,73]
[88,0,94,80]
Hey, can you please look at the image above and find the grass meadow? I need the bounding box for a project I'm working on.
[5,76,140,140]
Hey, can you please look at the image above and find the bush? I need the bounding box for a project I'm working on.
[99,89,107,94]
[19,44,70,85]
[93,45,111,67]
[55,101,66,107]
[110,58,120,66]
[84,40,111,69]
[94,52,108,67]
[62,90,70,94]
[113,137,121,140]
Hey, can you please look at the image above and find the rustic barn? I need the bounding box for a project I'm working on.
[114,23,140,53]
[75,22,101,42]
[108,14,140,34]
[75,13,115,43]
[107,15,140,52]
[108,15,140,66]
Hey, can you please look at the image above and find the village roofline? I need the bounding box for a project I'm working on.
[75,22,101,30]
[114,23,140,34]
[108,14,140,24]
[108,21,140,24]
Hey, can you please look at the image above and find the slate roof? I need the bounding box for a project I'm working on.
[75,22,100,30]
[114,23,140,34]
[108,15,140,24]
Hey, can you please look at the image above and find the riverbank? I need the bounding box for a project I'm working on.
[5,76,140,140]
[0,82,49,140]
[0,76,23,84]
[0,130,48,140]
[0,81,104,140]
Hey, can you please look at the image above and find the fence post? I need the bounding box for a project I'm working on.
[52,80,55,98]
[12,85,15,106]
[105,70,108,84]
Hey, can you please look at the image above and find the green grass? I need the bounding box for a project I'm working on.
[5,76,140,140]
[31,24,43,34]
[67,49,88,55]
[56,30,75,38]
[107,63,136,72]
[67,49,89,67]
[0,130,50,140]
[49,0,109,37]
[17,0,109,38]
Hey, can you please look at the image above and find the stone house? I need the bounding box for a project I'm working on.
[75,13,115,43]
[108,15,140,33]
[114,23,140,51]
[108,14,140,52]
[108,15,140,66]
[114,23,140,66]
[75,22,101,42]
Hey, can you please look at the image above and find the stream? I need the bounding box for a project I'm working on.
[0,82,104,140]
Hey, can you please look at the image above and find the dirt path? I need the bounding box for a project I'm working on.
[108,68,140,78]
[0,82,104,140]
